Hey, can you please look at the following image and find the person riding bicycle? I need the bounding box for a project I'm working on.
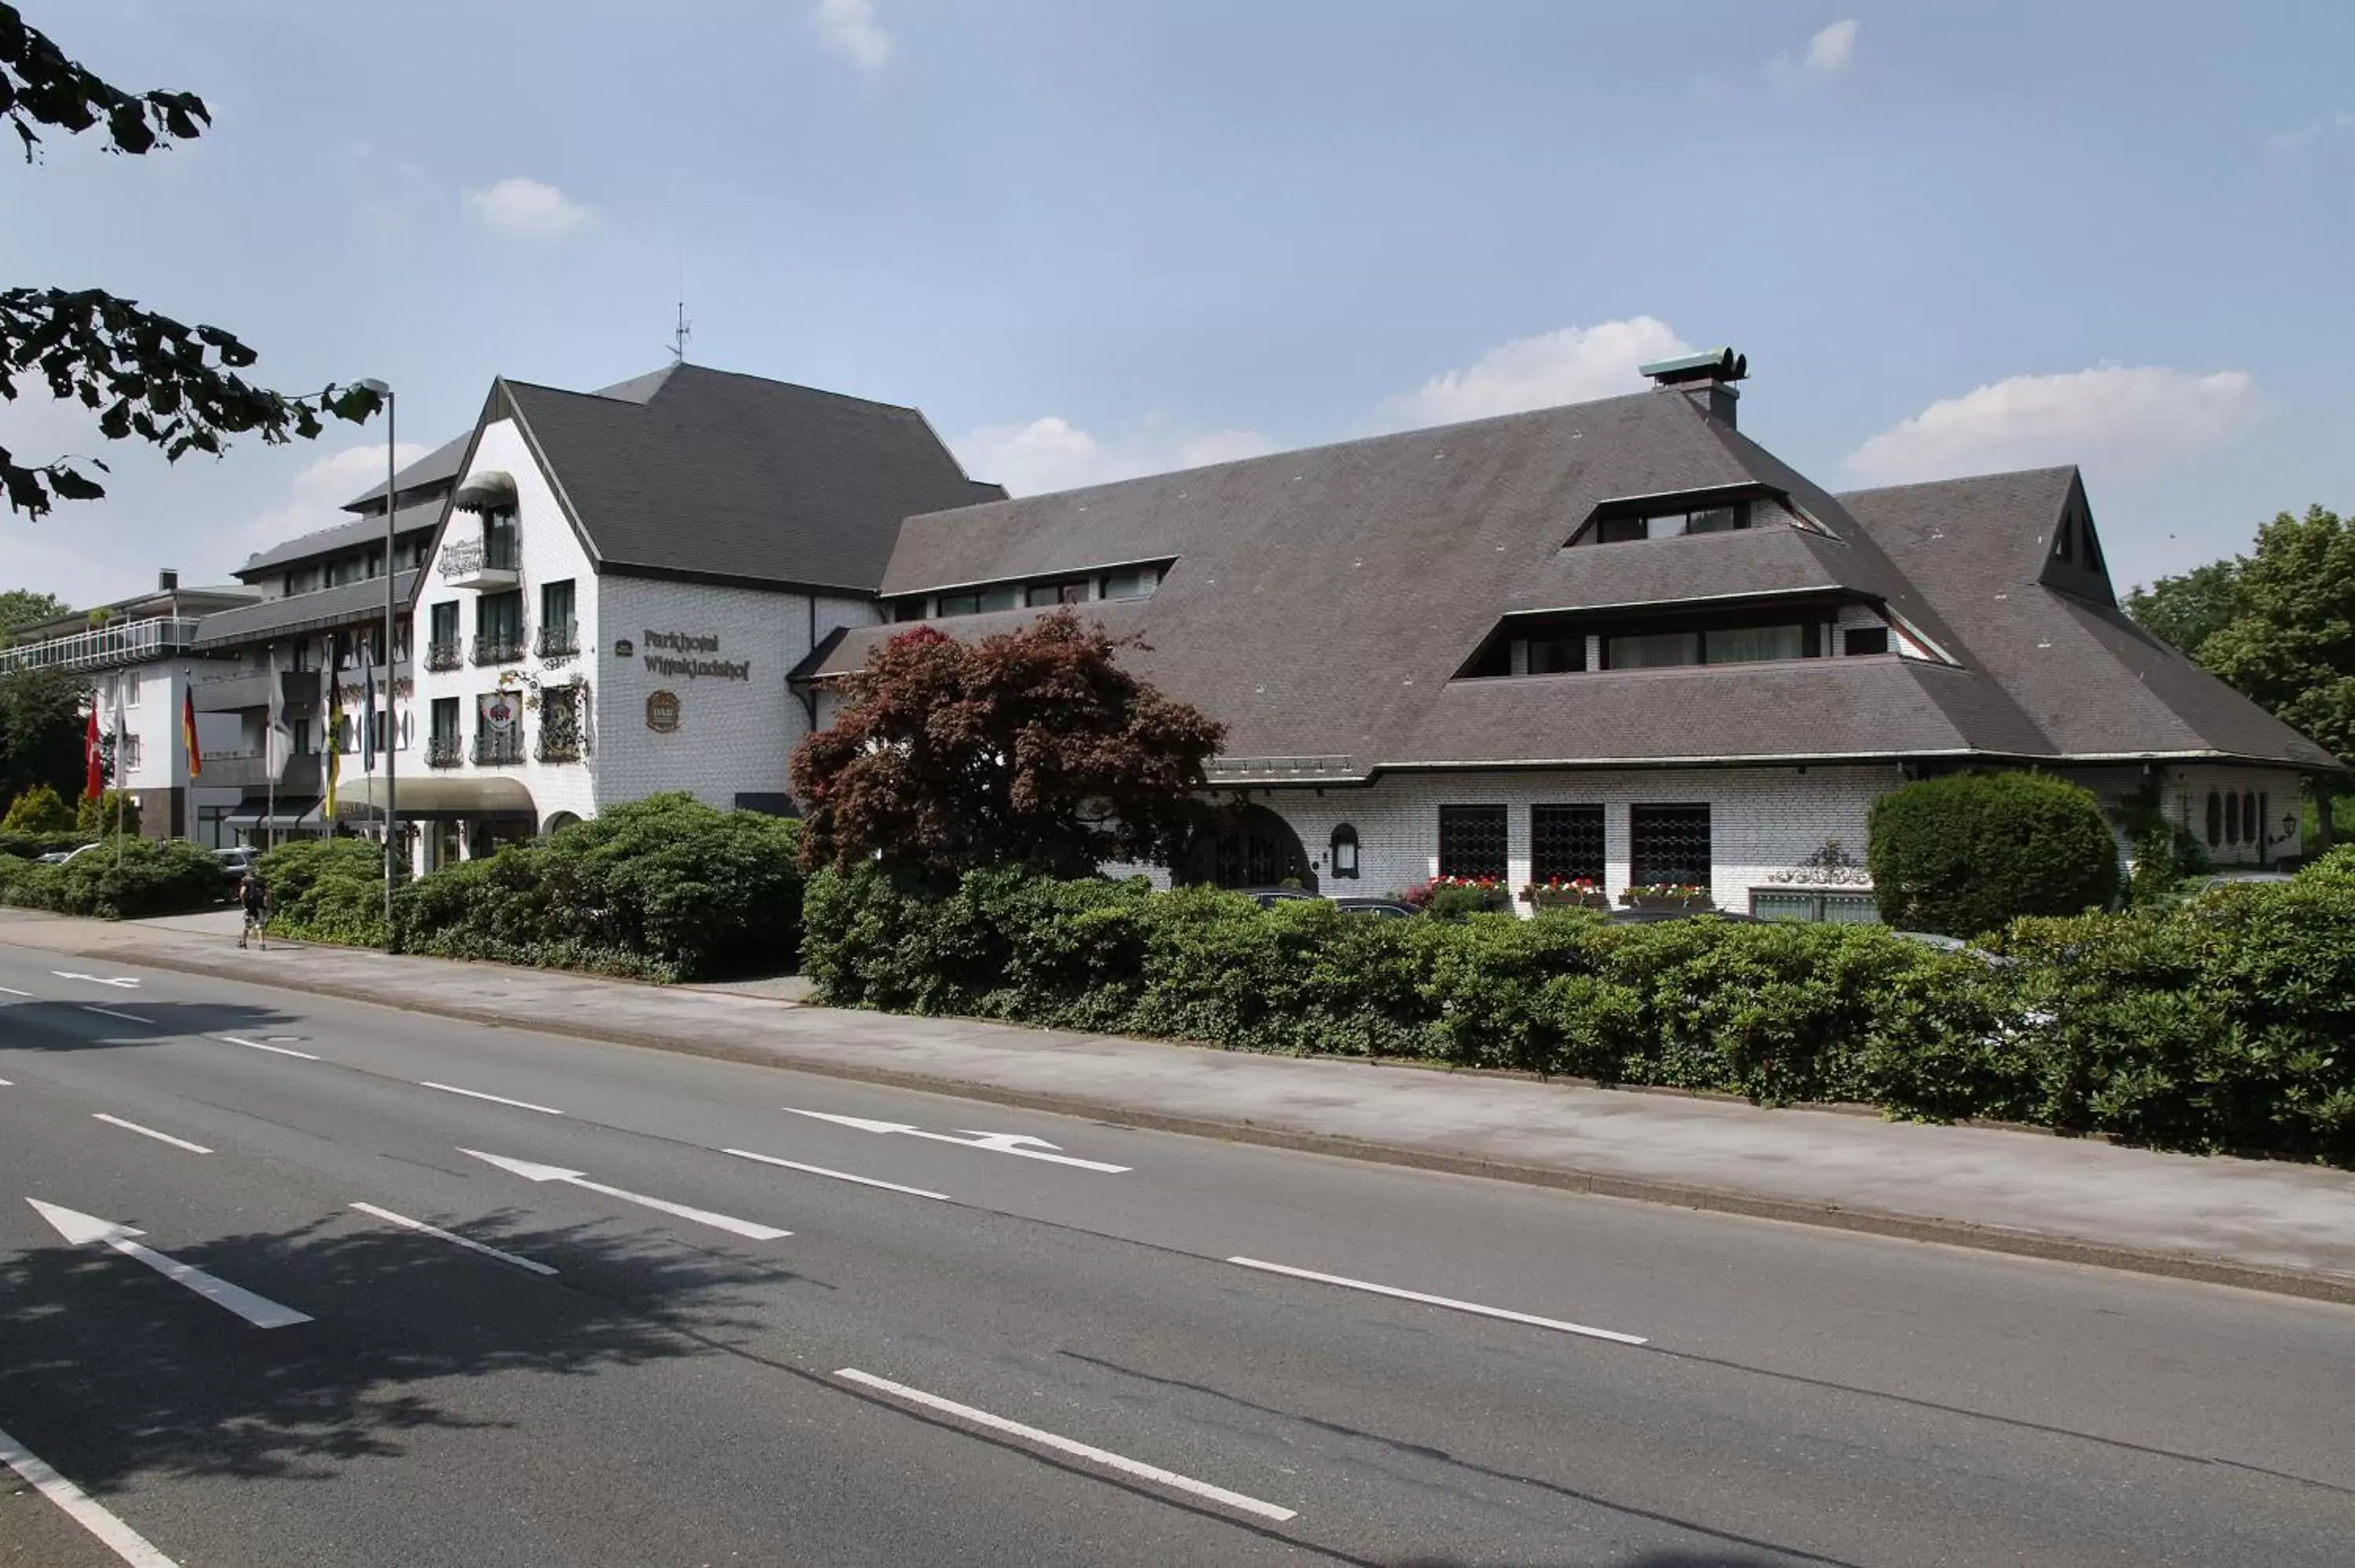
[238,867,269,950]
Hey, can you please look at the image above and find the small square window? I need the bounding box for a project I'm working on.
[1843,625,1890,656]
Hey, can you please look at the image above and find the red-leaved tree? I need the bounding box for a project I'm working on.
[790,611,1224,883]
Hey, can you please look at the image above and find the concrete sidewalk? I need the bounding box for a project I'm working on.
[6,906,2353,1303]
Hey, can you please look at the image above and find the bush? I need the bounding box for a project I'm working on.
[76,789,140,837]
[804,864,2355,1164]
[2,783,75,833]
[265,795,805,983]
[0,837,222,919]
[1868,771,2121,937]
[0,826,92,861]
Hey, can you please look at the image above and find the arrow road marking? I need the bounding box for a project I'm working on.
[27,1199,312,1329]
[780,1107,1131,1173]
[835,1368,1298,1522]
[1225,1256,1648,1346]
[92,1114,211,1154]
[349,1202,557,1276]
[0,1423,181,1567]
[53,972,141,988]
[457,1149,790,1241]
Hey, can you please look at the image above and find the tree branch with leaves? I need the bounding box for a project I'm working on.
[0,3,382,520]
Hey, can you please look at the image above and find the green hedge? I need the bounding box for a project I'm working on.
[1868,771,2122,936]
[0,838,224,919]
[264,794,804,983]
[0,826,93,861]
[804,862,2355,1164]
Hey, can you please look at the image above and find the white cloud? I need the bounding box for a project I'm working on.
[2266,111,2354,155]
[811,0,894,76]
[1378,317,1692,428]
[1842,365,2258,486]
[239,441,430,553]
[462,177,593,239]
[1769,18,1859,92]
[953,417,1278,497]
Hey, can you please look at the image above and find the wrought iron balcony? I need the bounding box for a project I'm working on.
[471,633,527,667]
[470,733,525,767]
[535,621,579,659]
[424,641,462,673]
[535,730,582,764]
[425,735,462,769]
[437,536,520,590]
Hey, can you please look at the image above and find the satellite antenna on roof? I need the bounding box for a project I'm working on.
[668,298,692,365]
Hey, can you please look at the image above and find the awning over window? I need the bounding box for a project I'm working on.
[333,775,536,822]
[226,797,323,831]
[452,470,518,513]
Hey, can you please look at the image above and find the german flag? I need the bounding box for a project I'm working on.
[183,685,203,779]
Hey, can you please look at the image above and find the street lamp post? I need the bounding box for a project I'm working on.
[356,379,398,952]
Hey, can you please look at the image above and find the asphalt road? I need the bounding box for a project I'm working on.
[1,938,2350,1566]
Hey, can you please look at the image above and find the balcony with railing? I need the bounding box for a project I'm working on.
[0,616,204,676]
[437,534,520,591]
[424,641,463,673]
[199,749,323,793]
[535,620,579,659]
[535,725,582,763]
[472,629,528,666]
[425,735,463,768]
[192,668,320,715]
[471,731,525,767]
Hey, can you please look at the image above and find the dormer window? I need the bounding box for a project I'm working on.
[1101,564,1163,600]
[1572,488,1764,547]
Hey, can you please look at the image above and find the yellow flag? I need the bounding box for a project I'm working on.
[325,682,341,819]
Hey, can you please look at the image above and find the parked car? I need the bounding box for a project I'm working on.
[34,843,102,866]
[1232,886,1324,910]
[1334,897,1418,918]
[214,846,260,889]
[1606,907,1761,924]
[2197,871,2295,892]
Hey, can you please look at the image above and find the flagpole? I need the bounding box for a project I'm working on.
[265,643,277,855]
[112,673,125,867]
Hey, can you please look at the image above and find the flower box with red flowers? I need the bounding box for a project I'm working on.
[1620,882,1714,911]
[1400,873,1513,913]
[1520,877,1611,910]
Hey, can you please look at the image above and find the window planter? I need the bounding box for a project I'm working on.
[1524,884,1612,911]
[1621,883,1714,912]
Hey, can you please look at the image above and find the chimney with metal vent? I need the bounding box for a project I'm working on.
[157,568,179,591]
[1638,347,1747,428]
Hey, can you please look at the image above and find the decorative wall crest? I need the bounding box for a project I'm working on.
[1765,838,1875,887]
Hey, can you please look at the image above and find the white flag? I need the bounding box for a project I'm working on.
[263,646,290,775]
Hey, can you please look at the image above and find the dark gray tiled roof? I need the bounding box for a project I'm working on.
[341,429,473,510]
[853,389,2329,778]
[504,365,1002,592]
[236,498,446,580]
[1842,472,2335,768]
[192,571,417,651]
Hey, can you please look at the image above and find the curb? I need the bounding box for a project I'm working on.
[31,936,2355,1311]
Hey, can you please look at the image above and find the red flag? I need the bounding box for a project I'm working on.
[183,687,203,779]
[83,706,104,800]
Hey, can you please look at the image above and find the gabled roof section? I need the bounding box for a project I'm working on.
[236,498,447,580]
[1843,469,2335,768]
[341,430,472,512]
[501,363,1002,593]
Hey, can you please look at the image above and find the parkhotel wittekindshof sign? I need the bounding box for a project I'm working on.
[638,629,750,682]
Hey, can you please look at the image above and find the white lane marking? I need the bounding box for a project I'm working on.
[81,1005,152,1026]
[835,1368,1298,1522]
[217,1034,318,1060]
[27,1199,311,1329]
[1225,1256,1648,1346]
[349,1202,558,1276]
[780,1106,1131,1173]
[91,1114,212,1154]
[0,983,32,996]
[419,1081,563,1115]
[0,1078,12,1086]
[458,1148,790,1241]
[723,1147,953,1202]
[53,972,140,988]
[0,1422,181,1567]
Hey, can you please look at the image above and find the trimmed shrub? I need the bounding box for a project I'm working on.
[2,783,75,833]
[0,837,221,919]
[0,826,92,861]
[804,863,2355,1164]
[76,789,141,837]
[1868,771,2121,938]
[259,837,394,947]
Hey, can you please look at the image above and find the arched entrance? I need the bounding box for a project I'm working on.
[542,811,583,837]
[1178,802,1316,892]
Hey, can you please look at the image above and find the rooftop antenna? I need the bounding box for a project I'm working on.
[669,297,692,365]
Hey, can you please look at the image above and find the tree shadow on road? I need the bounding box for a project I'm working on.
[1,997,308,1052]
[0,1206,802,1493]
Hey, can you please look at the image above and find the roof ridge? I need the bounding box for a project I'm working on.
[505,363,928,419]
[1835,464,2079,500]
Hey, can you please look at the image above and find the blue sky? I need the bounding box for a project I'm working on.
[9,0,2353,607]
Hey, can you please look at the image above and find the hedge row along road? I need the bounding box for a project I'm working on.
[1,936,2350,1566]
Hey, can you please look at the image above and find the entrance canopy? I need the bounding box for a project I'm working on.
[227,797,322,833]
[333,776,536,822]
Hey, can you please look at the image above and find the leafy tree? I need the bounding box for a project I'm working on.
[2123,559,2247,661]
[0,586,68,637]
[0,662,83,804]
[791,611,1225,884]
[2,3,382,518]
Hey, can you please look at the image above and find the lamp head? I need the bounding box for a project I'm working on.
[353,377,391,396]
